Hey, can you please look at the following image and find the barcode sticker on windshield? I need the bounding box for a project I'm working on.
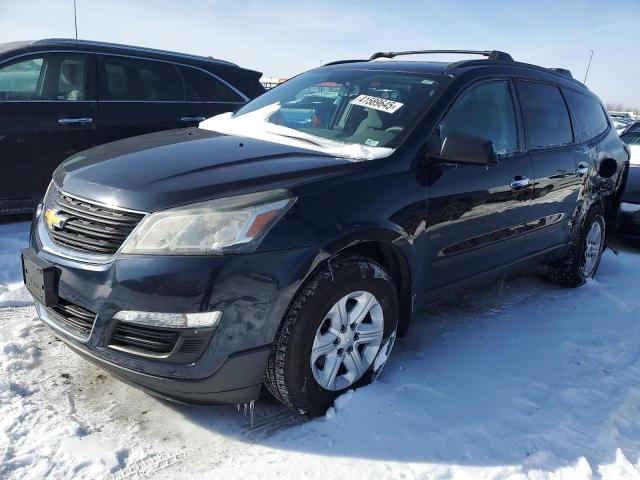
[351,95,404,114]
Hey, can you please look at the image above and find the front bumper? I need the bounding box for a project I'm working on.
[29,217,315,404]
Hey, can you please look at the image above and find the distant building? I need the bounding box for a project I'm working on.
[260,77,288,90]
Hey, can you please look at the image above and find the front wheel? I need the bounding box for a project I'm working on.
[264,255,398,416]
[549,207,606,287]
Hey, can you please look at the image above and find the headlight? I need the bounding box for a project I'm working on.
[121,189,295,255]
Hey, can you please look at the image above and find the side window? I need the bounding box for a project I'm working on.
[0,54,89,101]
[56,57,87,100]
[517,81,573,148]
[0,57,44,100]
[438,80,518,155]
[181,66,243,102]
[564,89,609,141]
[103,57,185,101]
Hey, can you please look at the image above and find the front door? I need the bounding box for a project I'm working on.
[0,52,98,211]
[421,79,535,300]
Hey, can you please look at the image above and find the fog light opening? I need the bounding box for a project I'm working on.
[112,310,222,328]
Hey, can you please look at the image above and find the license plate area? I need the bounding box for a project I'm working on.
[22,248,58,307]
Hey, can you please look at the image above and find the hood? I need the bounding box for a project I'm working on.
[55,128,357,212]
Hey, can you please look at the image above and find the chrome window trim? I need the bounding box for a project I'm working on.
[39,187,149,265]
[0,49,250,103]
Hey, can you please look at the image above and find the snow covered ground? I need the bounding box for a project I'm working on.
[1,219,640,480]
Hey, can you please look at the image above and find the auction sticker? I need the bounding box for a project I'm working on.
[351,95,404,113]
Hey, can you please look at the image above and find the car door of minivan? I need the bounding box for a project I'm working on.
[422,79,535,300]
[514,80,583,254]
[0,51,98,211]
[97,55,192,143]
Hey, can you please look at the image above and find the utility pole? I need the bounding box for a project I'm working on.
[73,0,78,39]
[583,50,594,84]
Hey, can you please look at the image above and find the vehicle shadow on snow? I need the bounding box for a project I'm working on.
[164,248,640,473]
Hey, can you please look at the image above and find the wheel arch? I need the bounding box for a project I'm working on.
[297,228,417,338]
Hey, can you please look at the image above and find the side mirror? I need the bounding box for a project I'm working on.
[428,133,498,166]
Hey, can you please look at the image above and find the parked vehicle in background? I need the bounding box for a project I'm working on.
[613,118,632,134]
[618,124,640,236]
[0,39,264,215]
[620,121,640,136]
[23,49,628,415]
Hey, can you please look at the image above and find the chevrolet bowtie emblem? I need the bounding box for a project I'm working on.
[44,209,68,230]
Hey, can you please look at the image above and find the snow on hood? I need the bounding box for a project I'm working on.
[199,103,394,162]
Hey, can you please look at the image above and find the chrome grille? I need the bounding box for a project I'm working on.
[45,189,145,254]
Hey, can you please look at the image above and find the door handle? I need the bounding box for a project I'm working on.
[180,116,206,123]
[576,162,590,176]
[58,117,93,126]
[510,176,532,190]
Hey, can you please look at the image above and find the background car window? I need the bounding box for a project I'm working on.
[181,66,243,102]
[621,131,640,145]
[103,57,185,101]
[438,80,518,155]
[0,54,89,101]
[564,89,609,141]
[0,57,43,99]
[517,81,573,148]
[56,58,86,100]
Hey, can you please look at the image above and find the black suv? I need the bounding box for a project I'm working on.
[22,50,629,415]
[0,39,264,215]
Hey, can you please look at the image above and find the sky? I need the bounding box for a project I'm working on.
[0,0,638,107]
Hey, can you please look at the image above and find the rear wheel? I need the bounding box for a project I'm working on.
[549,207,605,287]
[264,255,398,416]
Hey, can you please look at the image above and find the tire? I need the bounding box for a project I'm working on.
[549,206,606,288]
[264,254,398,416]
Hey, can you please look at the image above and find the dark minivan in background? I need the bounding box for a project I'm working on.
[0,39,264,215]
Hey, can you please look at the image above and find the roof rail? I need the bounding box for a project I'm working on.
[33,38,238,67]
[549,68,573,79]
[369,49,514,62]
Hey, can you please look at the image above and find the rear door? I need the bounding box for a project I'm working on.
[515,80,583,253]
[0,52,98,210]
[97,55,193,143]
[423,79,535,296]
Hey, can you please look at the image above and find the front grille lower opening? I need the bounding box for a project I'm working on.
[47,299,96,339]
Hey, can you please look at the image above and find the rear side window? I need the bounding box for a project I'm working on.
[103,57,185,101]
[0,54,90,101]
[438,80,518,155]
[564,89,609,141]
[517,81,573,148]
[181,66,243,102]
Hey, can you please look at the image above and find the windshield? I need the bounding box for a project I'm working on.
[199,68,447,160]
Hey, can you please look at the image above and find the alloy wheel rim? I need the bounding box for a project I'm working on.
[581,221,603,278]
[310,291,384,391]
